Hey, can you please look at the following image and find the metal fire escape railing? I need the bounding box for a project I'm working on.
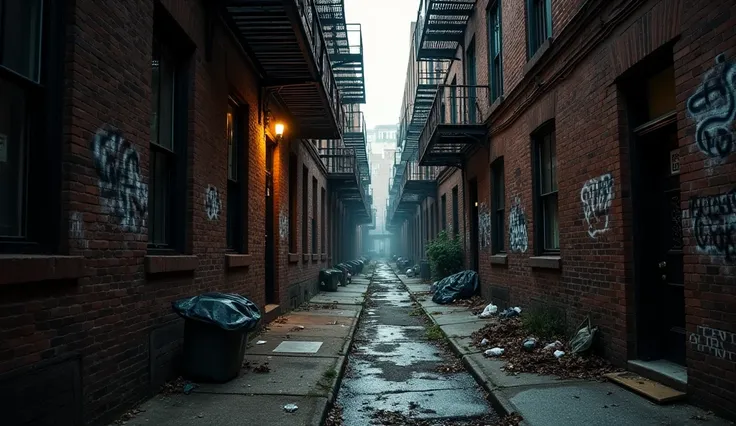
[414,0,476,60]
[319,146,372,221]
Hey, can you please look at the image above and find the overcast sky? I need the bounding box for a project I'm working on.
[344,0,418,128]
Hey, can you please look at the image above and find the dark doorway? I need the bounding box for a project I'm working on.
[468,179,479,271]
[626,57,684,365]
[265,140,276,304]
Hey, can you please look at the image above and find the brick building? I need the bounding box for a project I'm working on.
[0,0,371,425]
[388,0,736,419]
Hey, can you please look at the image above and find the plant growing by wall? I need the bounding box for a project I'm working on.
[426,231,464,280]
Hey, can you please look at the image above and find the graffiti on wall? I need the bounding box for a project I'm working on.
[509,197,528,253]
[689,189,735,260]
[279,209,289,241]
[690,326,736,362]
[92,128,148,232]
[69,211,88,249]
[581,173,614,238]
[687,54,736,159]
[205,185,221,221]
[478,202,491,250]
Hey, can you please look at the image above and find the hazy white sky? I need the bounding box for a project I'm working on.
[344,0,418,128]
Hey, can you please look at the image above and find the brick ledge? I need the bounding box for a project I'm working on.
[0,255,85,286]
[225,254,252,269]
[489,254,508,266]
[145,255,198,274]
[529,255,562,270]
[288,253,299,263]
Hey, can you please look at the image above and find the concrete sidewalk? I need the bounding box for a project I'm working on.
[116,271,372,426]
[396,270,731,426]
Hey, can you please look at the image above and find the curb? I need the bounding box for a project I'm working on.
[312,264,376,426]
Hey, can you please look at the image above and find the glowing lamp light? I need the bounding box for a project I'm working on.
[275,123,285,138]
[474,201,478,207]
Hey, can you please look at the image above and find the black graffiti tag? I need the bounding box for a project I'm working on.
[205,185,221,221]
[92,128,148,232]
[689,189,736,260]
[687,54,736,159]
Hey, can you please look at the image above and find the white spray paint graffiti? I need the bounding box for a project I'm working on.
[69,211,88,249]
[279,209,289,241]
[509,197,528,253]
[205,185,221,221]
[92,128,147,232]
[689,189,736,260]
[478,202,491,250]
[687,54,736,159]
[689,325,736,362]
[581,173,614,238]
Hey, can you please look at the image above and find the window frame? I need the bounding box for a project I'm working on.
[148,29,189,253]
[452,185,459,238]
[311,176,317,255]
[288,154,298,253]
[526,0,552,59]
[302,166,309,254]
[487,0,503,102]
[226,97,248,253]
[491,157,505,254]
[441,194,447,231]
[532,121,559,254]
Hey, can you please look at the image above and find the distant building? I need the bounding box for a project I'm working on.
[367,124,397,254]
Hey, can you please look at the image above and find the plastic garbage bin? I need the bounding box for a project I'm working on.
[420,260,431,280]
[173,293,261,383]
[320,269,340,292]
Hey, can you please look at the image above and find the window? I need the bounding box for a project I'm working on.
[527,0,552,58]
[491,158,505,253]
[441,194,447,231]
[534,123,559,252]
[466,39,477,123]
[450,77,458,124]
[312,177,317,254]
[487,1,503,102]
[226,100,247,252]
[302,166,309,253]
[452,186,459,237]
[289,154,298,252]
[0,0,62,252]
[150,21,190,251]
[321,187,326,253]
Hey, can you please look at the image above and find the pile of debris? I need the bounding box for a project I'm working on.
[471,312,618,380]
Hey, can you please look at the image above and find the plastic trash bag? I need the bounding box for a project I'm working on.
[570,316,597,354]
[499,307,520,318]
[431,270,479,304]
[554,350,566,358]
[173,293,261,331]
[479,303,498,318]
[485,347,504,356]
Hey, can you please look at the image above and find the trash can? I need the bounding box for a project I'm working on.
[173,293,261,383]
[320,269,340,292]
[420,260,431,280]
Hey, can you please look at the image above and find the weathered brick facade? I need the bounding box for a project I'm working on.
[0,1,369,424]
[390,0,736,418]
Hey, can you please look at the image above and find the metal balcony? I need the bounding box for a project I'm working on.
[391,161,440,225]
[222,0,343,139]
[319,147,371,222]
[414,0,476,60]
[419,85,489,167]
[343,110,369,177]
[315,1,366,104]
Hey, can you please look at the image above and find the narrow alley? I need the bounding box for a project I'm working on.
[335,263,497,424]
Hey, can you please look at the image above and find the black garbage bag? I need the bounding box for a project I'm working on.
[173,293,261,331]
[431,270,479,304]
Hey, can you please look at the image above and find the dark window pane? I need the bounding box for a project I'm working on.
[227,103,236,181]
[0,78,27,237]
[2,0,43,81]
[543,193,559,250]
[152,42,175,151]
[149,149,170,245]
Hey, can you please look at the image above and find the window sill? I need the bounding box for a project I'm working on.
[225,254,252,269]
[311,254,319,262]
[145,255,198,274]
[529,255,561,270]
[288,253,300,264]
[303,254,310,262]
[321,253,327,261]
[524,37,552,76]
[0,255,85,286]
[489,254,508,266]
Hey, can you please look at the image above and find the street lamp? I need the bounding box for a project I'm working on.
[275,123,285,140]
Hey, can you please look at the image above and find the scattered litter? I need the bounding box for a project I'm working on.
[480,338,490,346]
[485,347,505,356]
[543,341,563,351]
[283,403,299,413]
[289,325,305,332]
[479,303,498,318]
[252,362,271,373]
[570,316,597,354]
[499,307,520,318]
[183,383,198,395]
[522,338,538,351]
[196,413,204,418]
[406,268,415,277]
[256,340,267,345]
[554,350,566,358]
[432,270,479,304]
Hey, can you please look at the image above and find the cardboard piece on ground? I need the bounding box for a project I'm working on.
[604,371,686,404]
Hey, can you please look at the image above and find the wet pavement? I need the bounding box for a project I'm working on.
[336,262,498,424]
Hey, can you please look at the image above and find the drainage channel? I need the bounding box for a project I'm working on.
[329,262,499,425]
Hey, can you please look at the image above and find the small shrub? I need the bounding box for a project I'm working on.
[425,324,444,341]
[426,231,464,280]
[522,306,566,339]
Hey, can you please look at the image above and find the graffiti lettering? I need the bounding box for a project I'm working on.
[478,202,491,250]
[205,186,221,221]
[581,174,614,238]
[686,54,736,158]
[69,211,88,249]
[279,209,289,241]
[689,326,736,362]
[509,197,528,253]
[689,189,736,260]
[92,128,147,232]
